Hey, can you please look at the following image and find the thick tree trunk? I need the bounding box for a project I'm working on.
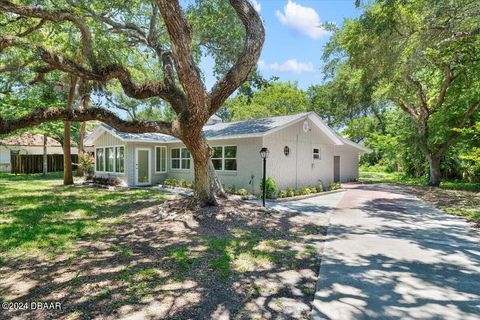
[427,155,442,186]
[63,76,77,185]
[188,137,217,206]
[43,134,48,176]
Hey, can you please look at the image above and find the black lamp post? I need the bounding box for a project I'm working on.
[259,147,269,207]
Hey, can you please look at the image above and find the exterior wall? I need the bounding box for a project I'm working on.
[334,146,360,182]
[167,138,263,194]
[126,143,168,187]
[262,118,335,190]
[93,132,128,186]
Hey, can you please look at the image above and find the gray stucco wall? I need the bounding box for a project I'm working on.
[334,145,360,182]
[262,118,335,190]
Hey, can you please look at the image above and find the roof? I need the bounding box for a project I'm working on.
[337,136,372,153]
[0,133,61,147]
[85,112,370,153]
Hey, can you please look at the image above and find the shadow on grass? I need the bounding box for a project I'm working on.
[0,174,327,319]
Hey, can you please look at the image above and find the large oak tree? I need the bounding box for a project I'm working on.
[0,0,265,206]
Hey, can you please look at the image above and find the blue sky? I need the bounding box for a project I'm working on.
[201,0,362,90]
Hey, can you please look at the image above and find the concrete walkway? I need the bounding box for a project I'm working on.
[312,183,480,320]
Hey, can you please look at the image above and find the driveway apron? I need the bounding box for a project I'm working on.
[312,183,480,320]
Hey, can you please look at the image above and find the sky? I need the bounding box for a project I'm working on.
[201,0,362,91]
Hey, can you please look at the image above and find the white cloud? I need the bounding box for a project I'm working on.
[258,59,315,74]
[250,0,261,13]
[275,0,329,39]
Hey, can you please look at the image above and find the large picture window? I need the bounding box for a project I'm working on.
[155,146,167,173]
[211,146,237,171]
[95,145,125,173]
[171,147,191,170]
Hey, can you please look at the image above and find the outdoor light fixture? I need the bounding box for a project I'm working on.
[259,147,269,207]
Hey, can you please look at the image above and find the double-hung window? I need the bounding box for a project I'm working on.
[313,148,321,160]
[171,147,191,170]
[155,146,167,173]
[211,146,237,171]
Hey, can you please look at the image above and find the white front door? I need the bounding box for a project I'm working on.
[136,148,151,185]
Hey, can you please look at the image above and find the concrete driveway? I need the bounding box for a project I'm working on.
[312,183,480,320]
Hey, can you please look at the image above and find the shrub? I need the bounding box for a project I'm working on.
[226,185,237,194]
[178,179,188,188]
[164,178,178,187]
[186,181,195,189]
[78,154,94,175]
[294,188,302,196]
[278,189,288,198]
[328,182,342,191]
[299,187,312,195]
[287,188,295,197]
[315,183,323,193]
[237,188,248,196]
[260,177,277,199]
[92,176,122,186]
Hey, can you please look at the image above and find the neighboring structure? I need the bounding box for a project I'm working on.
[85,112,371,193]
[0,133,81,173]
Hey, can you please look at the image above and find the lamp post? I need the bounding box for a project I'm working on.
[259,147,269,207]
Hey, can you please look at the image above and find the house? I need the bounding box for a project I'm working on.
[0,133,81,173]
[85,112,371,194]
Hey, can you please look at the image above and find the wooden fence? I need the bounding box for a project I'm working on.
[10,154,78,174]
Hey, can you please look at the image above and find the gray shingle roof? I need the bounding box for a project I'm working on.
[102,112,310,142]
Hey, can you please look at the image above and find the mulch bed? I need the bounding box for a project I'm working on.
[0,197,327,320]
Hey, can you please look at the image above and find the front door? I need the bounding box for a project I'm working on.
[333,156,340,182]
[136,148,151,185]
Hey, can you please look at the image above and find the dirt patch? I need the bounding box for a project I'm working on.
[403,185,480,228]
[0,197,327,319]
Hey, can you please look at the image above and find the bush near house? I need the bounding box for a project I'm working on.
[237,188,248,196]
[92,176,123,186]
[328,182,342,191]
[260,177,277,199]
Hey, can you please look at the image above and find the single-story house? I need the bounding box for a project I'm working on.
[85,112,370,194]
[0,133,80,173]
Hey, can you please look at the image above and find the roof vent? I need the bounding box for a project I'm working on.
[206,114,223,125]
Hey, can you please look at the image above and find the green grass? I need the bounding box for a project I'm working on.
[359,166,480,223]
[0,173,165,258]
[359,166,480,192]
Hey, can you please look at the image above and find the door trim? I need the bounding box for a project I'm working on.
[135,148,151,186]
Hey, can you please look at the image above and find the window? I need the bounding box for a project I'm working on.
[171,147,190,170]
[95,146,124,173]
[115,146,125,173]
[96,148,104,171]
[313,148,321,160]
[105,147,115,172]
[155,146,167,173]
[211,146,237,171]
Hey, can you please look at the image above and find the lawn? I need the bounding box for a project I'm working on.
[0,173,325,319]
[360,167,480,225]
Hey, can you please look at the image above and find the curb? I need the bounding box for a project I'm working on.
[269,189,346,202]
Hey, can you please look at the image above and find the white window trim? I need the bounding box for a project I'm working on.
[211,145,238,172]
[155,146,167,173]
[171,147,191,171]
[95,145,126,175]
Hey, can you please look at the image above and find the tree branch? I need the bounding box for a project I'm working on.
[436,64,458,110]
[0,0,96,68]
[0,107,174,136]
[435,100,480,157]
[156,0,206,111]
[209,0,265,112]
[0,35,186,109]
